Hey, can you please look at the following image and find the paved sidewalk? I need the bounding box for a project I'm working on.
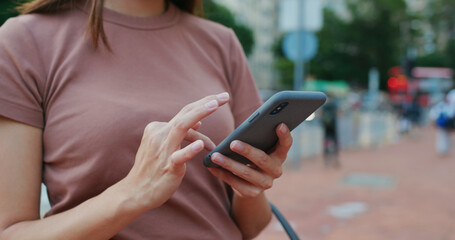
[257,126,455,240]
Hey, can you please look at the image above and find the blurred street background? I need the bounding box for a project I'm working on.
[258,126,455,240]
[2,0,455,239]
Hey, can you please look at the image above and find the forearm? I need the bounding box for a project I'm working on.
[0,95,229,240]
[1,179,143,240]
[231,192,272,240]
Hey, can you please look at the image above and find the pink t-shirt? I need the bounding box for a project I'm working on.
[0,2,262,239]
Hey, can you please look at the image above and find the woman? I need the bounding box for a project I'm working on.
[0,0,293,239]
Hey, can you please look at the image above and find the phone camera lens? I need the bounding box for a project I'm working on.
[269,102,288,115]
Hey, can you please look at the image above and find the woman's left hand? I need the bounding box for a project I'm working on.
[208,123,293,198]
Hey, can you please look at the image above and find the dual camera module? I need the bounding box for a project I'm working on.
[270,102,288,115]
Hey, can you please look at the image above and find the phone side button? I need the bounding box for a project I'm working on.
[248,112,260,123]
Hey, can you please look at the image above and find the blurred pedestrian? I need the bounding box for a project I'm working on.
[321,95,340,168]
[0,0,294,239]
[408,95,422,127]
[397,101,412,134]
[429,90,455,156]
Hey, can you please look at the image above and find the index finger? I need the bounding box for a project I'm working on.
[166,92,230,144]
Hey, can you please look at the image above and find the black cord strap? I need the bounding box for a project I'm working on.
[269,202,300,240]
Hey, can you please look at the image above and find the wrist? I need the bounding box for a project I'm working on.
[233,191,267,205]
[104,178,151,219]
[231,192,272,239]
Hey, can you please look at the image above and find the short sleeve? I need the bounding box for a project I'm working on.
[0,17,45,128]
[226,30,262,127]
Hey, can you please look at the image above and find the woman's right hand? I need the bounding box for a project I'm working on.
[119,92,230,211]
[0,93,229,240]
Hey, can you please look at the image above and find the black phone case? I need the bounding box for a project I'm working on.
[203,91,327,167]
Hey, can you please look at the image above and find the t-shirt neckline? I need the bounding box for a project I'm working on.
[77,1,181,30]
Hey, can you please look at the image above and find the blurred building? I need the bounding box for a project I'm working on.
[213,0,281,92]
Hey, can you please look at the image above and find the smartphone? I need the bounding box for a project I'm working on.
[204,91,327,168]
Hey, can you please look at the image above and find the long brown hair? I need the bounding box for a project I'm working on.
[18,0,201,49]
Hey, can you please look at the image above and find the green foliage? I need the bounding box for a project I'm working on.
[427,0,455,39]
[318,0,407,89]
[419,0,455,72]
[415,39,455,71]
[272,34,294,88]
[446,39,455,70]
[415,52,449,68]
[202,1,236,28]
[0,1,20,26]
[202,0,255,56]
[274,58,294,88]
[274,0,412,90]
[231,24,254,57]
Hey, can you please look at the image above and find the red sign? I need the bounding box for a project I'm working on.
[387,74,408,92]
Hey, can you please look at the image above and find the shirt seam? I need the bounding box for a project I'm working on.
[0,100,43,128]
[0,98,43,114]
[75,5,181,31]
[102,18,180,31]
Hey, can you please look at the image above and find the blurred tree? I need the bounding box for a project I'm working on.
[427,0,455,41]
[423,0,455,72]
[274,0,411,90]
[446,39,455,70]
[0,1,20,26]
[231,24,254,57]
[272,36,294,88]
[202,0,255,56]
[310,9,355,86]
[415,52,449,68]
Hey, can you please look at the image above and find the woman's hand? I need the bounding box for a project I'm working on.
[119,93,230,211]
[0,93,234,240]
[207,123,293,198]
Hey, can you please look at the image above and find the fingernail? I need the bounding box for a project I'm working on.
[191,140,204,152]
[280,124,287,134]
[216,92,229,102]
[212,153,223,164]
[231,141,243,151]
[205,100,218,110]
